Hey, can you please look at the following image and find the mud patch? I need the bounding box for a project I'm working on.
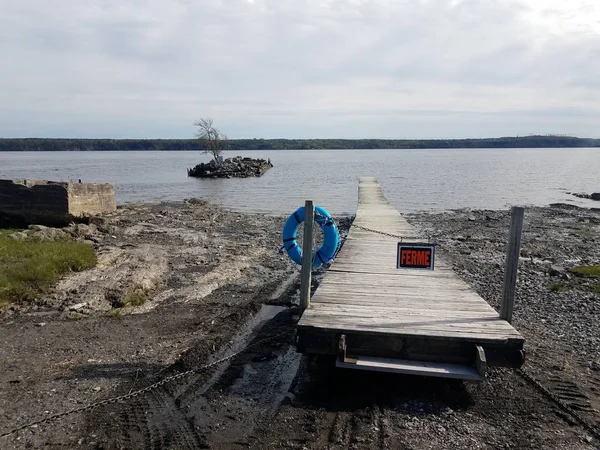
[86,305,301,449]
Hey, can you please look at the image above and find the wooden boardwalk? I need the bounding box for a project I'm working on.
[296,178,524,379]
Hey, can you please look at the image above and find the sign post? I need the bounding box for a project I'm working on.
[500,207,524,324]
[300,200,314,311]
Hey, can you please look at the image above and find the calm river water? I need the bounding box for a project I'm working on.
[1,149,599,215]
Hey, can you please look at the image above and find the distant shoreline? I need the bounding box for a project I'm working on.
[1,135,599,151]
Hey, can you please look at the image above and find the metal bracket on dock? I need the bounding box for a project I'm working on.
[475,345,487,378]
[336,334,487,381]
[337,334,357,364]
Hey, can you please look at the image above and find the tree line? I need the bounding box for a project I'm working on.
[1,135,599,151]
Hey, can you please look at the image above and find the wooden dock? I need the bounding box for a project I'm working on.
[296,178,524,380]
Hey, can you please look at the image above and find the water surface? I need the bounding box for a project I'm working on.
[1,149,599,215]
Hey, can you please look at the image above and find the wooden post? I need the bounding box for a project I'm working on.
[300,200,314,311]
[500,206,524,323]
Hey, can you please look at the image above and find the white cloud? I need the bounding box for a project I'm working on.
[0,0,599,138]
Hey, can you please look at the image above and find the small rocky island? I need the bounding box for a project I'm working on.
[187,156,273,179]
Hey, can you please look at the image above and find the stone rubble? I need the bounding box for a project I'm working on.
[187,156,273,178]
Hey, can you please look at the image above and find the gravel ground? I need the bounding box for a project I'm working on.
[406,205,600,440]
[0,202,598,449]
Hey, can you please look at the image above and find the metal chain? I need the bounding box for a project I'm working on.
[516,368,600,441]
[352,224,437,244]
[5,333,597,442]
[351,224,406,240]
[0,329,292,440]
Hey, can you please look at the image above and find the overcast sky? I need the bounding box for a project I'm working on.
[1,0,599,139]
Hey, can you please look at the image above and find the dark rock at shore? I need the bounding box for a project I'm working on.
[570,192,600,201]
[549,203,581,210]
[187,156,273,179]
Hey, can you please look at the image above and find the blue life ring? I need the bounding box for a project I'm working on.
[282,206,339,268]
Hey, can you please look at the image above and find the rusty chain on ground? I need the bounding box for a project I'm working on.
[0,329,292,440]
[516,368,600,441]
[2,333,598,443]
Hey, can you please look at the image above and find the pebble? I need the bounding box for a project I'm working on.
[69,303,87,311]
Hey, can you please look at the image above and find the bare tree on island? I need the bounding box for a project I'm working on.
[194,118,227,164]
[188,118,272,178]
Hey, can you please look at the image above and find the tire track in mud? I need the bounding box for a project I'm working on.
[546,377,594,413]
[250,362,600,449]
[96,384,207,449]
[326,406,388,449]
[86,285,302,449]
[526,343,600,431]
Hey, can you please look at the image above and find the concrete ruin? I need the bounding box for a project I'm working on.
[0,179,116,227]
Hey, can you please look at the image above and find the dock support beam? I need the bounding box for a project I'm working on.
[500,206,524,324]
[300,200,314,311]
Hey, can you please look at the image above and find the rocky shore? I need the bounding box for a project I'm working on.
[187,156,273,178]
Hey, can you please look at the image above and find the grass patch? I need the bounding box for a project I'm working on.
[593,285,600,295]
[550,282,570,292]
[123,286,150,307]
[569,265,600,278]
[0,229,33,238]
[67,312,85,320]
[107,308,123,318]
[107,285,151,309]
[0,232,97,304]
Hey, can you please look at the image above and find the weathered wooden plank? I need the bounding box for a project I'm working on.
[301,317,518,333]
[313,290,492,302]
[318,278,474,288]
[327,265,456,274]
[313,292,495,305]
[312,297,496,308]
[309,303,499,315]
[310,302,498,313]
[321,270,470,281]
[301,324,520,343]
[311,302,497,313]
